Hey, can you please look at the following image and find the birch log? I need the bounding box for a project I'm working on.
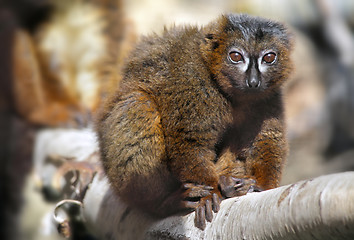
[83,172,354,240]
[33,128,354,240]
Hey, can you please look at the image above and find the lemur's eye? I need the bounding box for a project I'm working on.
[229,51,244,63]
[262,52,276,64]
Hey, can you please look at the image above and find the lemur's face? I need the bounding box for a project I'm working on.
[204,14,293,97]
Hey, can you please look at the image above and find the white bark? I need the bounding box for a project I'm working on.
[33,128,354,239]
[83,172,354,240]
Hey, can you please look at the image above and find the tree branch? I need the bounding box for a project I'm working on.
[83,171,354,240]
[33,128,354,239]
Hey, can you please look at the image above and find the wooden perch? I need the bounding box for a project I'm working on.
[82,171,354,240]
[33,128,354,239]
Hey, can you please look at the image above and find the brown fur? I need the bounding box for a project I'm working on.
[97,14,293,229]
[11,0,134,127]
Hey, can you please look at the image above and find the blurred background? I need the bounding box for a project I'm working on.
[1,0,354,239]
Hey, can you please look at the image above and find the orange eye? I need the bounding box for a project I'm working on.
[262,52,276,64]
[229,51,244,63]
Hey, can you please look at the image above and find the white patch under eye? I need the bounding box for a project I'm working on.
[239,56,250,73]
[258,57,267,73]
